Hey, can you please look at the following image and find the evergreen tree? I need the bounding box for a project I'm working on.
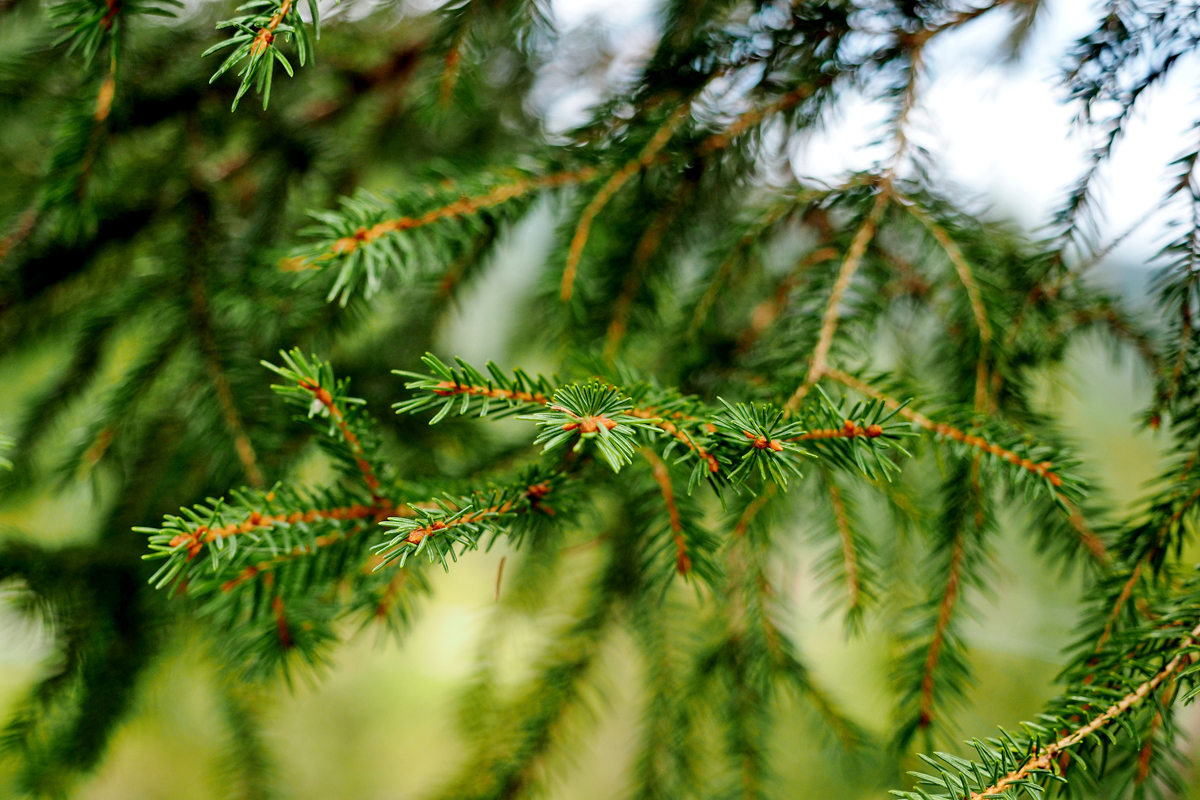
[1,0,1199,797]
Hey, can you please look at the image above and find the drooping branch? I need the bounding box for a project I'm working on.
[906,204,993,409]
[785,190,890,412]
[824,475,859,612]
[561,106,691,302]
[918,535,963,730]
[604,181,693,360]
[824,369,1106,563]
[690,202,796,335]
[190,276,264,488]
[696,82,827,155]
[641,449,690,576]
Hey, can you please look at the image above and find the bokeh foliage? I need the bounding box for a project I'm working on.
[2,0,1200,799]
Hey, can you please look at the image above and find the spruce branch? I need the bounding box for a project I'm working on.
[398,356,886,492]
[204,0,319,110]
[431,522,628,800]
[640,449,691,577]
[603,179,694,361]
[0,206,37,267]
[739,242,840,351]
[785,187,890,412]
[14,0,1199,791]
[297,167,599,304]
[695,80,827,156]
[917,534,964,737]
[436,0,475,105]
[372,477,561,570]
[709,399,807,489]
[904,202,994,408]
[192,274,264,488]
[624,401,723,490]
[822,469,865,621]
[688,199,796,336]
[896,618,1200,799]
[560,105,691,302]
[893,460,992,751]
[792,386,914,481]
[825,369,1084,503]
[394,352,557,421]
[263,349,384,500]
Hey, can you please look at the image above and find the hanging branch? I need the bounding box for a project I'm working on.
[604,179,694,360]
[904,203,994,410]
[191,275,264,488]
[641,449,690,576]
[785,188,890,412]
[822,470,861,616]
[561,106,691,302]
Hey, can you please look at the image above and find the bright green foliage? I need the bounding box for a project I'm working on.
[4,0,1200,798]
[204,0,319,109]
[709,399,807,488]
[523,381,663,472]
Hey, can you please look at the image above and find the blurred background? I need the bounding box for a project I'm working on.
[0,0,1193,796]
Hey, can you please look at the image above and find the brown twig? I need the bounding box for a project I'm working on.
[249,0,292,57]
[604,181,693,360]
[690,202,796,336]
[738,244,840,351]
[191,276,264,487]
[439,1,475,106]
[628,407,720,475]
[0,206,37,266]
[375,571,408,619]
[696,81,827,154]
[734,485,777,539]
[561,106,691,302]
[825,368,1109,562]
[297,378,383,499]
[919,535,963,729]
[494,556,507,602]
[272,595,291,648]
[823,473,859,611]
[796,420,884,440]
[429,380,550,406]
[905,204,992,409]
[642,449,690,575]
[307,168,601,264]
[170,500,397,562]
[824,368,1066,488]
[785,190,890,412]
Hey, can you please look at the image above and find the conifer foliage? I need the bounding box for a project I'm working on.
[2,0,1200,797]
